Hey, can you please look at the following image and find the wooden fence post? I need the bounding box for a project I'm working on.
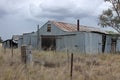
[21,45,27,63]
[21,45,32,64]
[21,45,32,80]
[11,40,13,57]
[26,46,32,64]
[70,53,73,80]
[67,49,70,68]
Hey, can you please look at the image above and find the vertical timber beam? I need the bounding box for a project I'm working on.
[11,39,13,57]
[37,25,39,50]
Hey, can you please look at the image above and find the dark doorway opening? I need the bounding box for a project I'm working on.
[111,39,117,53]
[41,36,56,50]
[102,34,106,53]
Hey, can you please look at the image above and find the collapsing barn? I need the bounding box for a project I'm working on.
[18,20,120,54]
[2,35,21,48]
[2,39,18,48]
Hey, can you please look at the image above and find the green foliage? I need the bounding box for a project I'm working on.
[106,31,117,34]
[98,0,120,33]
[99,9,113,27]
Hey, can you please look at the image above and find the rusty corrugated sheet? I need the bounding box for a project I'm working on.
[50,20,106,33]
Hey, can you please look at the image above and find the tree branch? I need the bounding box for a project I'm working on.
[111,0,120,20]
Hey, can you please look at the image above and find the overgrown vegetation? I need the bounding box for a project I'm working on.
[0,46,120,80]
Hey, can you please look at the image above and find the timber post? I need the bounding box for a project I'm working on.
[70,53,73,80]
[21,45,32,64]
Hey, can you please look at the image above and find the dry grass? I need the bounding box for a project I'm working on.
[0,45,120,80]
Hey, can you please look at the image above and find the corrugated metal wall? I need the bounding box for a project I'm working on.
[84,33,102,54]
[18,38,23,48]
[74,32,85,53]
[56,32,103,54]
[20,33,37,49]
[104,35,112,53]
[116,37,120,52]
[23,33,31,45]
[31,35,37,49]
[64,35,75,52]
[39,21,67,36]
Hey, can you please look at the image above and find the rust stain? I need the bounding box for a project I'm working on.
[50,20,106,33]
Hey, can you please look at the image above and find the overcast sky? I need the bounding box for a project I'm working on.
[0,0,111,40]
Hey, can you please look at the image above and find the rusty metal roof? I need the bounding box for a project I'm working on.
[50,20,106,33]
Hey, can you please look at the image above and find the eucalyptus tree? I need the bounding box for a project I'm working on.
[99,0,120,33]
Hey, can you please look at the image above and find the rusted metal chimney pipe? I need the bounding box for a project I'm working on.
[77,19,79,31]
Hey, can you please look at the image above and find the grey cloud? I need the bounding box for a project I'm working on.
[29,0,104,20]
[0,9,8,18]
[30,4,91,21]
